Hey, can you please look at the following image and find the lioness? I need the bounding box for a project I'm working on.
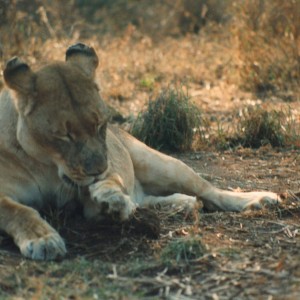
[0,43,280,260]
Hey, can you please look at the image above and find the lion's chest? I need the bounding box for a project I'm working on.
[12,176,76,211]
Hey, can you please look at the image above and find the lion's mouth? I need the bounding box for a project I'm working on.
[62,174,77,186]
[58,165,107,187]
[62,174,96,187]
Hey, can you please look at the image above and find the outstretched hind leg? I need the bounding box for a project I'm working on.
[140,193,198,213]
[113,127,281,212]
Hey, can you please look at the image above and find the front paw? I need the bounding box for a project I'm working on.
[19,232,66,260]
[89,181,136,221]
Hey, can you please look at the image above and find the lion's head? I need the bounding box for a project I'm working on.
[4,43,109,186]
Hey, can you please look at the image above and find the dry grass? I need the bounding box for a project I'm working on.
[234,0,300,98]
[1,1,300,299]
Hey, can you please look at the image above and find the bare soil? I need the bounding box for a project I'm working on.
[1,149,300,299]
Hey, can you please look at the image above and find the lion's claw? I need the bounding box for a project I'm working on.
[20,233,66,260]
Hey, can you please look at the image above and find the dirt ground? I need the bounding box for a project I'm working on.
[1,149,300,299]
[1,3,300,299]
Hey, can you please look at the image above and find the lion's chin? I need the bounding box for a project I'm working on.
[62,174,95,187]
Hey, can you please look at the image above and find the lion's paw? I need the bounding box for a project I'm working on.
[20,233,66,260]
[242,192,281,211]
[89,181,136,221]
[171,194,199,212]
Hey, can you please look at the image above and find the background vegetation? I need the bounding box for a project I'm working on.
[1,0,299,151]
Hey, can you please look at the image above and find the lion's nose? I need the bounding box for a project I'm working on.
[84,157,108,176]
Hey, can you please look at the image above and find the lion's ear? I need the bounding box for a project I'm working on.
[3,57,35,95]
[3,57,36,115]
[65,43,99,78]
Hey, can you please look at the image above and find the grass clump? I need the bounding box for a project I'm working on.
[211,106,300,150]
[237,107,286,148]
[131,88,204,152]
[161,236,207,265]
[233,105,300,149]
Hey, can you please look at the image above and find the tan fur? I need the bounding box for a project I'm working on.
[0,44,281,260]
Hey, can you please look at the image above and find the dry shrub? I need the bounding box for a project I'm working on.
[178,0,230,34]
[235,0,300,98]
[0,0,10,25]
[0,0,229,63]
[76,0,229,38]
[0,0,77,64]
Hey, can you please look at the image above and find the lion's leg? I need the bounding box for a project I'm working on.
[116,131,280,211]
[87,173,136,221]
[141,193,198,212]
[0,195,66,260]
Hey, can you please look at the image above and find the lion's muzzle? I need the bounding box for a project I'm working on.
[83,154,108,177]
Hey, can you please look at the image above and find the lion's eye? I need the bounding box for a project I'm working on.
[97,123,107,137]
[55,132,74,142]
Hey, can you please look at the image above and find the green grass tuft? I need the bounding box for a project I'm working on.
[210,106,300,150]
[131,87,204,152]
[237,106,286,148]
[161,236,207,265]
